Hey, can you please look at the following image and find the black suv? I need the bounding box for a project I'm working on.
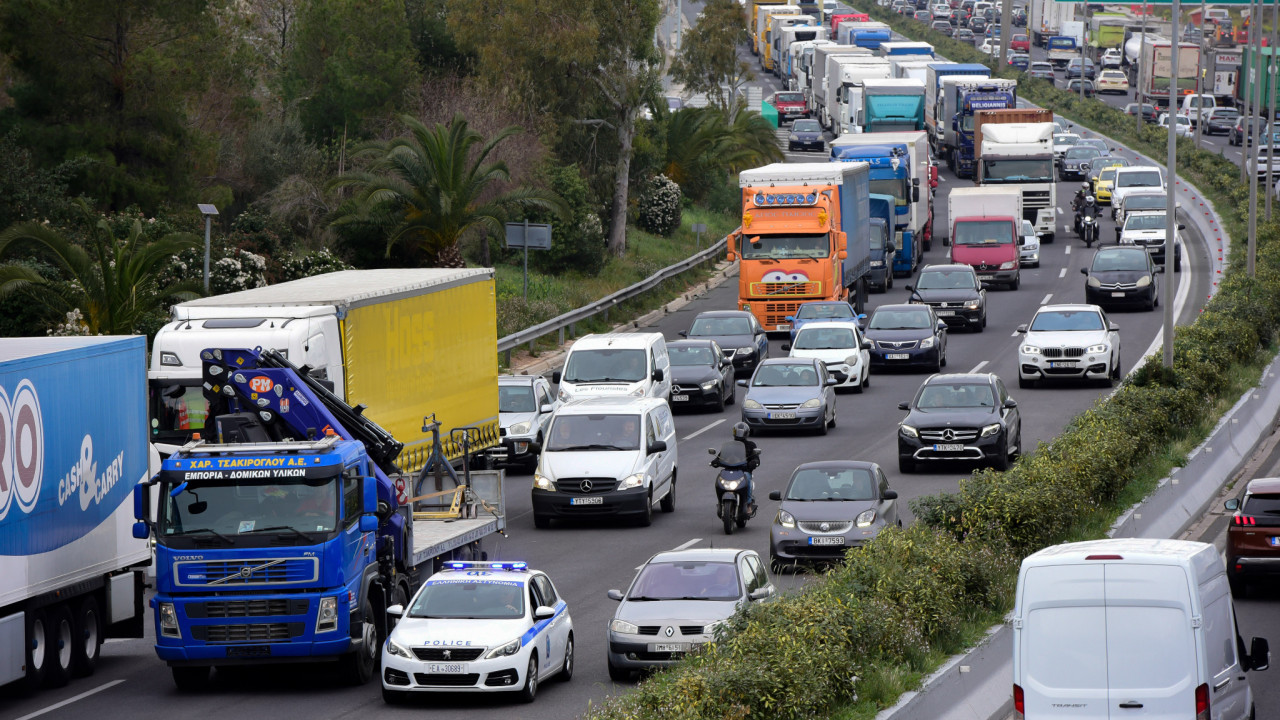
[907,264,987,332]
[897,373,1021,473]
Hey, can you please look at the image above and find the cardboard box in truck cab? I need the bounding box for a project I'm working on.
[946,186,1022,289]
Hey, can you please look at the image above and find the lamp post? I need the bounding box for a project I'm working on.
[1164,0,1179,368]
[197,204,219,294]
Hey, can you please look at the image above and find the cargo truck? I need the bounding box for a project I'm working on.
[974,112,1057,241]
[877,41,934,58]
[1238,46,1278,111]
[1089,16,1127,53]
[1030,0,1076,47]
[842,23,893,50]
[1138,38,1202,109]
[861,78,926,133]
[149,269,500,473]
[940,79,1018,178]
[756,4,801,59]
[769,15,817,75]
[729,162,874,330]
[829,11,869,35]
[924,63,991,157]
[945,186,1023,289]
[134,346,506,690]
[891,58,933,85]
[831,129,931,266]
[794,39,837,95]
[811,45,874,119]
[780,26,829,85]
[830,58,893,134]
[867,194,896,291]
[0,337,152,695]
[1046,36,1080,68]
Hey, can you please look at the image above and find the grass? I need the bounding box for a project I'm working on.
[492,206,739,368]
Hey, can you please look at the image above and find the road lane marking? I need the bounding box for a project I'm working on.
[15,680,126,720]
[639,537,704,568]
[969,360,989,373]
[1059,268,1067,278]
[1064,245,1072,255]
[683,418,725,441]
[1040,293,1053,305]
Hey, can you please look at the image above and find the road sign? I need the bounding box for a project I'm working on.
[504,222,552,250]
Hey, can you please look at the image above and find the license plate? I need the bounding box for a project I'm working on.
[672,394,689,402]
[933,443,964,452]
[769,412,797,419]
[427,663,466,674]
[776,324,791,331]
[571,496,604,505]
[1048,361,1074,369]
[935,310,955,317]
[809,536,846,546]
[886,353,910,360]
[1270,537,1280,546]
[1111,291,1126,297]
[651,643,689,652]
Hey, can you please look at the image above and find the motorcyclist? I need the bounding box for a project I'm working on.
[711,422,760,513]
[1072,182,1090,233]
[1079,195,1098,243]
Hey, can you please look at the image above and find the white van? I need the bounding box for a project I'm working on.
[530,396,678,528]
[1013,539,1270,720]
[1109,165,1166,215]
[553,332,671,403]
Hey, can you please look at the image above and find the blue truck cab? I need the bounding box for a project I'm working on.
[867,194,896,291]
[830,143,918,276]
[953,86,1017,178]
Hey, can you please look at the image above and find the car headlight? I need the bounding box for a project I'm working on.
[856,508,877,528]
[900,424,918,438]
[1021,345,1041,355]
[1086,343,1109,354]
[870,260,885,267]
[160,602,180,638]
[920,337,935,349]
[316,596,339,634]
[800,398,822,409]
[701,380,717,390]
[743,398,763,410]
[999,261,1016,270]
[845,356,860,367]
[484,637,522,659]
[610,619,640,635]
[386,637,412,659]
[964,299,980,309]
[736,347,756,357]
[508,421,533,435]
[1086,276,1101,287]
[789,134,798,141]
[533,473,556,491]
[980,423,1001,438]
[777,509,796,528]
[703,620,727,635]
[618,472,646,490]
[558,388,571,402]
[631,387,645,397]
[1136,275,1151,287]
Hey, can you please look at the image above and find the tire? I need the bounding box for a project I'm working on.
[817,411,829,435]
[722,498,736,535]
[636,490,653,527]
[827,409,837,428]
[517,654,538,703]
[608,661,632,682]
[713,384,725,412]
[45,604,73,688]
[887,273,894,289]
[852,374,863,393]
[898,455,915,473]
[19,609,49,694]
[339,599,378,686]
[534,514,551,529]
[1112,358,1122,381]
[862,369,869,388]
[660,475,676,513]
[726,381,735,405]
[992,439,1011,471]
[72,596,102,677]
[171,666,211,692]
[559,633,574,681]
[1010,273,1020,290]
[382,686,411,705]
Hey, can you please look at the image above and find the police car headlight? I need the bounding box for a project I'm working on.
[618,473,646,490]
[533,473,556,491]
[981,423,1001,438]
[701,380,717,390]
[386,637,412,659]
[508,421,533,435]
[160,602,180,638]
[316,596,339,634]
[484,637,522,659]
[610,619,640,635]
[800,398,822,409]
[777,509,796,528]
[856,508,877,528]
[743,398,763,410]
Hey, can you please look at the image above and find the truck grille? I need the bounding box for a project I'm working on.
[412,647,486,661]
[190,622,302,643]
[919,428,980,442]
[1042,347,1085,358]
[188,599,308,619]
[174,557,320,587]
[750,281,822,296]
[798,520,853,533]
[554,477,618,494]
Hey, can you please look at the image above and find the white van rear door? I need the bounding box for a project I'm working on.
[1103,563,1199,718]
[1019,564,1110,719]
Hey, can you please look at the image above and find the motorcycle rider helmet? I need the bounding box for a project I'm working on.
[732,422,751,440]
[1080,182,1090,190]
[1085,195,1095,205]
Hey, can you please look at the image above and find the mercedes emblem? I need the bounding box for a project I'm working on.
[665,626,674,638]
[942,429,956,442]
[580,479,594,493]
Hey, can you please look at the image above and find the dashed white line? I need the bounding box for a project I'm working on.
[969,360,989,373]
[14,680,126,720]
[1064,245,1072,255]
[1058,268,1067,278]
[1040,293,1053,305]
[683,418,725,441]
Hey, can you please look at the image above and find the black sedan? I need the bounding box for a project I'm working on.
[1124,102,1158,124]
[788,119,825,152]
[666,339,736,411]
[1059,146,1102,180]
[767,460,900,571]
[681,310,769,375]
[907,264,986,332]
[862,303,948,372]
[1081,246,1158,311]
[896,372,1021,473]
[955,28,975,43]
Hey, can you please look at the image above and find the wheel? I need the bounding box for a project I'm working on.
[898,455,915,473]
[1010,274,1020,290]
[722,498,736,535]
[534,514,551,529]
[45,604,73,688]
[19,609,49,694]
[817,411,829,435]
[862,369,869,388]
[517,654,539,703]
[827,408,836,428]
[383,686,411,705]
[713,384,725,412]
[72,596,102,677]
[939,348,947,368]
[635,490,653,527]
[172,665,211,692]
[339,599,377,686]
[559,633,574,681]
[726,381,735,405]
[608,660,632,682]
[660,475,676,513]
[1112,358,1122,381]
[390,583,410,628]
[992,439,1011,471]
[852,374,863,393]
[887,272,894,289]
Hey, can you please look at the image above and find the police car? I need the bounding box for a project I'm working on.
[381,562,573,704]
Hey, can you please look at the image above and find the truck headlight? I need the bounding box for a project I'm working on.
[1135,275,1151,287]
[386,637,413,659]
[919,337,935,349]
[701,380,717,390]
[1087,343,1109,354]
[159,352,182,367]
[1087,276,1102,287]
[610,619,640,635]
[743,398,763,410]
[484,637,522,659]
[980,423,1001,438]
[316,596,339,634]
[855,508,877,528]
[870,260,885,267]
[800,398,822,408]
[999,261,1016,270]
[160,602,180,638]
[777,509,796,528]
[900,424,918,438]
[508,421,532,435]
[533,473,556,491]
[618,473,646,490]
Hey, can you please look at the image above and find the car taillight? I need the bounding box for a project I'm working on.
[1233,515,1256,526]
[1195,682,1209,720]
[1012,683,1025,719]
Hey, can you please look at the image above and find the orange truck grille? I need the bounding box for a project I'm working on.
[762,301,805,328]
[749,281,822,296]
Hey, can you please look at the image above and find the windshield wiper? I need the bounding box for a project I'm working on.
[240,525,315,540]
[180,528,234,544]
[625,596,661,601]
[554,443,630,451]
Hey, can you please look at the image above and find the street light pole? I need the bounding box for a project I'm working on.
[1138,3,1148,135]
[1164,0,1178,369]
[1248,0,1262,277]
[197,204,219,294]
[1268,0,1278,220]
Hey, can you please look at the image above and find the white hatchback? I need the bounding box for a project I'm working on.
[782,321,872,392]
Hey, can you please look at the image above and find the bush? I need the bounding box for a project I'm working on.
[636,173,683,237]
[525,163,607,276]
[276,249,353,283]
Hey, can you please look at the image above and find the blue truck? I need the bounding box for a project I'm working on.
[945,80,1018,178]
[829,135,926,275]
[132,347,505,689]
[867,193,896,291]
[924,63,991,159]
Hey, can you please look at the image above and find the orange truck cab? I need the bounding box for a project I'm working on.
[729,162,873,333]
[945,186,1022,290]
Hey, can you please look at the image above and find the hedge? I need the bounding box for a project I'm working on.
[582,9,1280,718]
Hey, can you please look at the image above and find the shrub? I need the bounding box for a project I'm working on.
[276,249,353,283]
[636,173,683,237]
[526,163,608,276]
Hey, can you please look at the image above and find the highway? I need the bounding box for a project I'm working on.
[0,10,1240,720]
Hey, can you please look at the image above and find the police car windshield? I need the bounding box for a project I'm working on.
[409,577,525,619]
[628,561,740,601]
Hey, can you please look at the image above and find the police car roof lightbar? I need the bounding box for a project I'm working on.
[446,561,528,571]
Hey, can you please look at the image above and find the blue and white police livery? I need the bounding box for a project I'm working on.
[381,562,573,704]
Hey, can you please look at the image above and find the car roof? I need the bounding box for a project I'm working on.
[920,263,976,274]
[798,300,849,308]
[498,374,540,385]
[648,548,748,564]
[667,338,720,349]
[559,396,668,412]
[872,303,929,312]
[1245,477,1280,494]
[924,372,997,385]
[694,310,753,319]
[794,320,859,332]
[572,332,664,349]
[759,356,821,366]
[1036,303,1102,314]
[1095,245,1148,254]
[791,460,879,474]
[1126,210,1167,217]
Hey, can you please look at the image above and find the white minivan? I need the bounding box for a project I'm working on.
[1013,539,1270,720]
[553,332,671,403]
[530,396,678,528]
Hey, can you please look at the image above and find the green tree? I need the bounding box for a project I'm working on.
[0,204,204,335]
[661,106,782,202]
[670,0,755,119]
[328,113,566,267]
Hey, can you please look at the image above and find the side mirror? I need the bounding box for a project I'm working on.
[132,521,150,540]
[648,439,668,454]
[780,343,791,351]
[1247,637,1270,672]
[937,320,948,331]
[1004,398,1018,409]
[1225,498,1240,511]
[1080,267,1089,276]
[887,242,897,254]
[527,441,542,455]
[678,330,688,338]
[861,339,873,350]
[360,477,379,532]
[607,589,624,601]
[882,489,899,500]
[737,379,748,387]
[133,483,151,523]
[897,401,910,411]
[837,249,848,259]
[904,284,914,292]
[749,588,772,601]
[387,604,404,618]
[785,315,796,322]
[1016,324,1027,334]
[552,370,562,384]
[534,605,556,620]
[652,368,664,382]
[1178,223,1186,230]
[769,490,782,501]
[1110,323,1119,332]
[826,377,838,386]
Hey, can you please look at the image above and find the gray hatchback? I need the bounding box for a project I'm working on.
[768,461,899,571]
[737,357,839,434]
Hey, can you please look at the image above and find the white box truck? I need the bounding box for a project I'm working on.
[811,45,874,118]
[977,122,1057,240]
[829,57,893,134]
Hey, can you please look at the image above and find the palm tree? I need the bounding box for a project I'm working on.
[0,203,203,335]
[328,113,566,267]
[661,105,783,201]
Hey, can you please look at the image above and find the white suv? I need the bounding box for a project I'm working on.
[1016,304,1121,388]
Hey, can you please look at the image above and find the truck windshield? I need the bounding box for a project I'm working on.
[160,475,341,541]
[499,385,537,412]
[562,348,647,384]
[741,234,830,259]
[150,382,209,445]
[953,220,1013,246]
[409,578,525,619]
[982,158,1053,183]
[545,414,640,451]
[869,178,910,206]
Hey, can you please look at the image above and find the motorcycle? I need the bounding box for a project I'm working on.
[1081,213,1097,247]
[708,444,758,535]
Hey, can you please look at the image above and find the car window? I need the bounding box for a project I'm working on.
[546,414,641,451]
[752,363,820,387]
[409,577,525,619]
[786,466,876,500]
[916,269,977,290]
[916,382,995,408]
[670,345,717,366]
[797,303,855,320]
[343,470,361,528]
[1242,493,1280,519]
[876,467,890,496]
[529,582,544,611]
[1125,214,1167,231]
[533,574,558,606]
[739,557,757,593]
[794,327,857,349]
[499,385,538,413]
[745,555,768,593]
[645,411,658,448]
[628,561,741,601]
[690,316,754,336]
[868,308,932,330]
[1029,310,1104,332]
[1093,250,1149,272]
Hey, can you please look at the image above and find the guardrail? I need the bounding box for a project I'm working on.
[496,236,730,366]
